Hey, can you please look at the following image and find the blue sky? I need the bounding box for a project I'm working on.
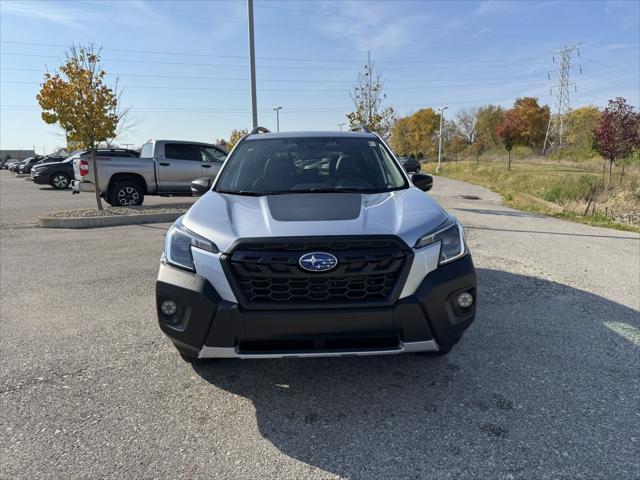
[1,0,638,152]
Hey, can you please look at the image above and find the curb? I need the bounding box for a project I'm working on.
[15,174,30,178]
[38,211,183,229]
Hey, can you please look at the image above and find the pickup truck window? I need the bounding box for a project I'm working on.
[165,143,201,161]
[140,143,153,158]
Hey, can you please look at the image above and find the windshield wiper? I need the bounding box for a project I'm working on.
[216,189,264,196]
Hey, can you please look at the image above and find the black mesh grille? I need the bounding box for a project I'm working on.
[223,237,411,310]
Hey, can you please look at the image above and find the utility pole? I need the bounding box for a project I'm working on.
[247,0,258,128]
[337,122,345,131]
[436,106,448,174]
[543,43,582,154]
[273,106,282,132]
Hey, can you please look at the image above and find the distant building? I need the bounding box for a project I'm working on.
[0,149,36,160]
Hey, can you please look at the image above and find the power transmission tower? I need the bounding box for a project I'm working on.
[543,43,582,154]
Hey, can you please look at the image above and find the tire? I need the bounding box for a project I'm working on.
[50,172,70,189]
[110,180,144,207]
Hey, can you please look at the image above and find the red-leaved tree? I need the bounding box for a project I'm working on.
[592,97,640,185]
[496,110,525,170]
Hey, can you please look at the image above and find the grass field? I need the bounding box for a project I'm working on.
[422,158,640,233]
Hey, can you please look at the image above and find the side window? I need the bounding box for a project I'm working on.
[200,146,227,163]
[140,143,153,158]
[164,143,201,161]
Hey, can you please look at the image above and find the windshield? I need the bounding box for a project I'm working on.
[214,136,407,195]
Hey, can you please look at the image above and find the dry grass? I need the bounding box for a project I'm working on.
[422,158,640,233]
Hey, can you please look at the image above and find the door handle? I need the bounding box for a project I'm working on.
[159,162,170,166]
[201,164,212,168]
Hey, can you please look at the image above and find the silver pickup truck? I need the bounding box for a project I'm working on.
[72,140,227,206]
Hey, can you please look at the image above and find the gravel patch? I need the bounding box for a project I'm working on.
[44,203,192,219]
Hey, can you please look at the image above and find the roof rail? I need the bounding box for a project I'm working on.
[350,124,372,133]
[250,126,271,135]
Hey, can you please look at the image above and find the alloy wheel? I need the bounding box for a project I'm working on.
[117,186,139,206]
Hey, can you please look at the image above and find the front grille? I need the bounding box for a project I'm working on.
[222,236,412,310]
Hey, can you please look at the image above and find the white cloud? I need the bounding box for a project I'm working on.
[313,0,428,53]
[0,1,80,25]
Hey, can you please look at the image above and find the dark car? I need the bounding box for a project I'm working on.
[31,155,77,189]
[14,157,43,173]
[9,158,33,172]
[19,155,65,174]
[34,149,138,189]
[3,159,21,170]
[398,156,421,173]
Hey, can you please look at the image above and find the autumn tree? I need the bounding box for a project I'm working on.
[475,105,505,150]
[510,97,550,151]
[592,97,640,185]
[496,110,525,170]
[390,108,440,158]
[389,116,412,156]
[566,106,601,149]
[227,128,248,149]
[346,52,395,139]
[37,45,123,210]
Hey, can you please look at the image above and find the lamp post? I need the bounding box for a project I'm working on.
[247,0,258,128]
[337,122,345,131]
[274,106,283,132]
[436,106,448,174]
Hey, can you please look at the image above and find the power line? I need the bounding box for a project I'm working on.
[0,42,550,67]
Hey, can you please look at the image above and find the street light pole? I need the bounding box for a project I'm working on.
[337,122,345,131]
[247,0,258,128]
[436,106,448,174]
[274,106,282,132]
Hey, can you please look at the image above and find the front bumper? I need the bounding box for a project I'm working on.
[156,255,476,359]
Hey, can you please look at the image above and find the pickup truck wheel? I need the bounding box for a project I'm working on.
[50,173,70,189]
[110,181,144,207]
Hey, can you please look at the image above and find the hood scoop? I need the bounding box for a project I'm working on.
[267,193,362,221]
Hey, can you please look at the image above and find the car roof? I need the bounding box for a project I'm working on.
[244,130,378,141]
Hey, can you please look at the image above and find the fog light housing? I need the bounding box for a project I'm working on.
[160,299,178,316]
[457,292,474,309]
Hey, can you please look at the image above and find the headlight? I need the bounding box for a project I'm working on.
[414,217,466,265]
[164,218,218,271]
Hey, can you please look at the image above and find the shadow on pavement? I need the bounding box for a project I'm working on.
[191,269,639,479]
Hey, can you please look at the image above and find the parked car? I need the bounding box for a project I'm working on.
[19,155,65,174]
[9,157,39,172]
[398,156,421,173]
[3,158,20,170]
[156,127,476,363]
[31,154,78,189]
[72,140,227,206]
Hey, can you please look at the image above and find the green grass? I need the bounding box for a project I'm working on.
[422,159,640,233]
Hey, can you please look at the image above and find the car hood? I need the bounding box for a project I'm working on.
[182,188,448,252]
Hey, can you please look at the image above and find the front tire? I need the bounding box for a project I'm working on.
[50,173,70,189]
[110,181,144,207]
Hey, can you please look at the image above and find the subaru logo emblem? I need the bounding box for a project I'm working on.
[298,252,338,272]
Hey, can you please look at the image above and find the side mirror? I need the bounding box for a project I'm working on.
[191,177,212,196]
[411,173,433,192]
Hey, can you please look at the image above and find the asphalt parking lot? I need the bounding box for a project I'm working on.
[1,170,639,479]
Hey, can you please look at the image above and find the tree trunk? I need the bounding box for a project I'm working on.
[620,163,625,184]
[602,160,606,186]
[607,160,613,189]
[91,147,103,211]
[507,149,511,171]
